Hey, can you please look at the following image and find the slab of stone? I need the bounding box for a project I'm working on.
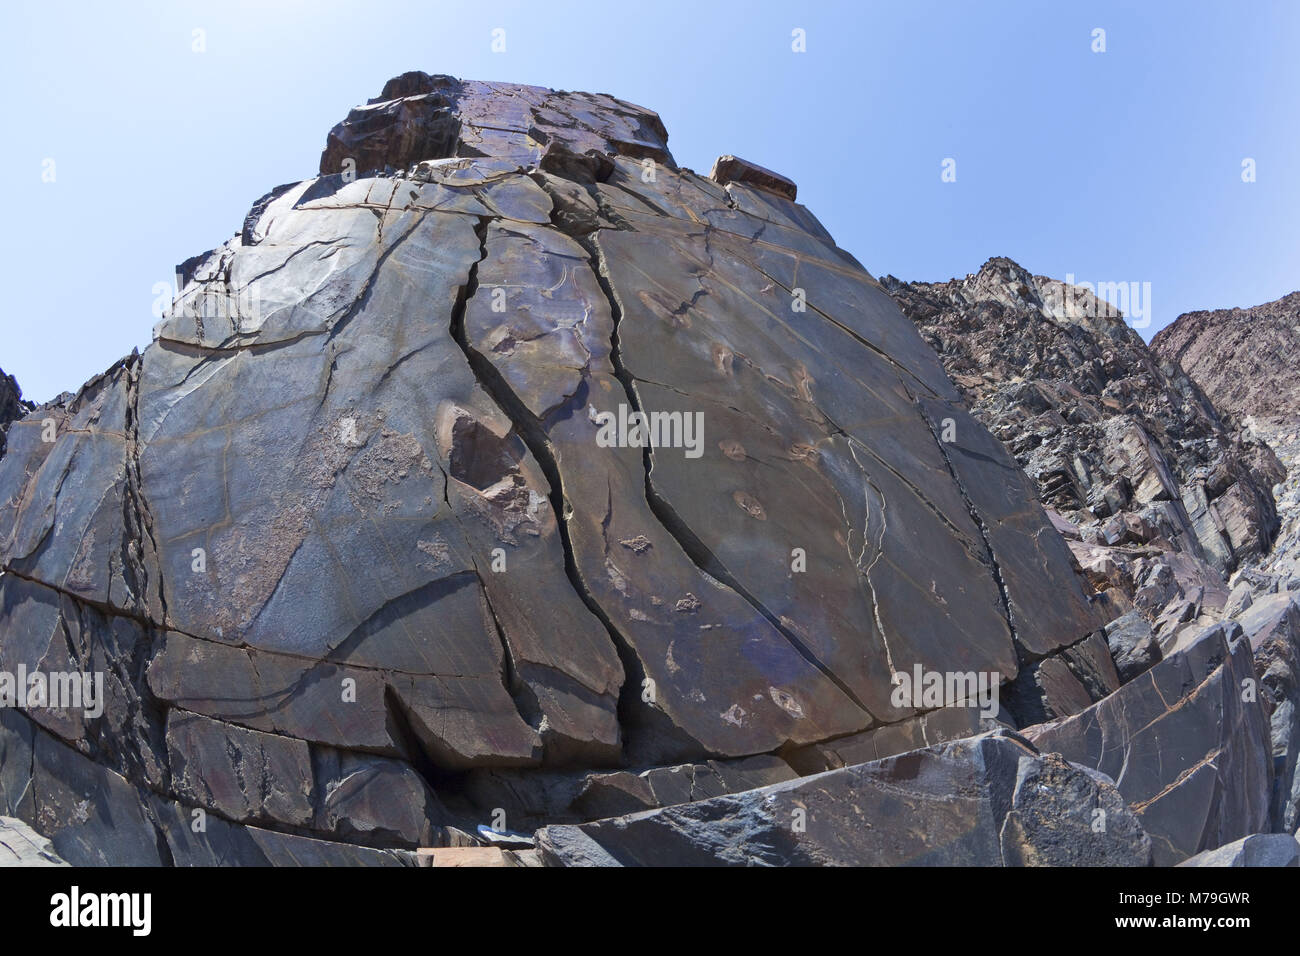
[708,155,797,200]
[1235,593,1300,832]
[0,816,67,866]
[537,732,1150,866]
[1177,833,1300,867]
[1026,623,1272,865]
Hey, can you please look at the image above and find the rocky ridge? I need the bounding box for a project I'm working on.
[884,260,1282,651]
[1153,291,1300,591]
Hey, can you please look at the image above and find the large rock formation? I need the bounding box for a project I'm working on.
[536,731,1152,866]
[1025,622,1273,865]
[0,74,1109,864]
[884,260,1282,652]
[1153,292,1300,589]
[1152,291,1300,426]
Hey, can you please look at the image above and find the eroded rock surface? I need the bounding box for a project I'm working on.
[885,259,1281,601]
[0,368,28,459]
[0,814,67,866]
[536,731,1151,866]
[0,75,1124,865]
[1025,623,1273,864]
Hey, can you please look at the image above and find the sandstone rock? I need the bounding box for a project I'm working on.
[536,731,1150,866]
[415,846,522,867]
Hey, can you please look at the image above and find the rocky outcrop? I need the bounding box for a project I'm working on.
[1152,291,1300,426]
[0,368,31,459]
[1152,294,1300,594]
[0,74,1110,864]
[1234,593,1300,833]
[1025,623,1273,864]
[884,259,1281,601]
[535,731,1152,866]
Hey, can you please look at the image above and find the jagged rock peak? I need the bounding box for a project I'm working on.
[885,256,1147,340]
[884,257,1282,598]
[1153,290,1300,589]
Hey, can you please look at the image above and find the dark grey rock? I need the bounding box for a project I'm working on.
[1178,833,1300,867]
[1235,593,1300,833]
[536,731,1150,866]
[1026,624,1273,865]
[1105,611,1163,683]
[0,74,1122,863]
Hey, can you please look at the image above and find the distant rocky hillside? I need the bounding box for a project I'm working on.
[1154,292,1300,588]
[884,259,1282,629]
[1153,291,1300,426]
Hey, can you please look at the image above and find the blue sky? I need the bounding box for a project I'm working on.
[3,0,1298,402]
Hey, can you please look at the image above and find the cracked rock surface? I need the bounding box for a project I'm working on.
[0,74,1116,865]
[536,731,1152,866]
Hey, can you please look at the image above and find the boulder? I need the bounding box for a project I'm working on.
[1026,624,1273,864]
[1104,611,1162,683]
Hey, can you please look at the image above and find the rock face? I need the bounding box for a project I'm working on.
[1178,832,1300,867]
[885,260,1281,601]
[0,368,31,459]
[1152,292,1300,590]
[1234,593,1300,833]
[1152,291,1300,426]
[0,74,1109,863]
[536,731,1152,866]
[1025,623,1273,865]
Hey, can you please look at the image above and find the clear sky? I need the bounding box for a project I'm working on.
[3,0,1298,403]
